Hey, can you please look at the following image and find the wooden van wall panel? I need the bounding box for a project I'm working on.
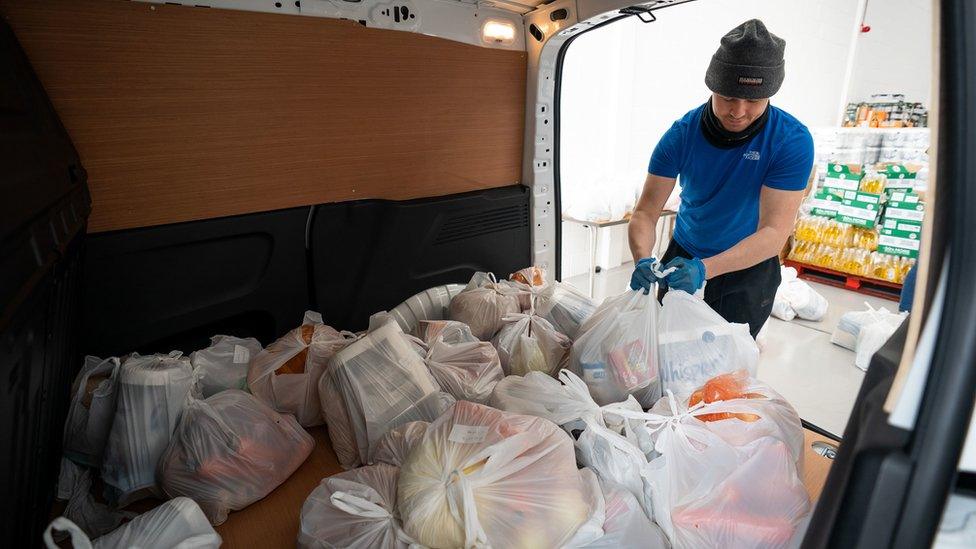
[0,0,527,233]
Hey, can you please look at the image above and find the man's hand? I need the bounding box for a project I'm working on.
[663,257,707,294]
[630,257,658,294]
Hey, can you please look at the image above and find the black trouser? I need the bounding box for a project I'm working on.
[658,239,781,338]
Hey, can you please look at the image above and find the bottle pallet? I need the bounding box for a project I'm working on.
[784,259,902,302]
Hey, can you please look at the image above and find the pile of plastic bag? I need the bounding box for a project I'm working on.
[249,311,356,427]
[319,314,454,469]
[832,303,908,370]
[448,272,521,340]
[157,390,314,524]
[771,267,829,322]
[492,312,572,376]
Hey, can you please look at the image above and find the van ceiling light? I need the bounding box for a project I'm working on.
[482,20,516,45]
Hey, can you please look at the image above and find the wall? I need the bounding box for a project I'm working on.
[846,0,933,105]
[560,0,862,279]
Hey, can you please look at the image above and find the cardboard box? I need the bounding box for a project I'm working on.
[878,228,921,258]
[809,190,842,217]
[835,199,880,228]
[880,217,923,234]
[823,163,864,192]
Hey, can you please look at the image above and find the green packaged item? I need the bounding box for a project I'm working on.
[884,201,925,223]
[881,164,918,190]
[878,229,920,258]
[880,217,922,234]
[884,190,921,203]
[808,190,842,218]
[834,199,880,228]
[823,163,863,192]
[839,190,883,204]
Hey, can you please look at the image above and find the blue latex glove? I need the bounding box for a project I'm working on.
[663,257,706,294]
[629,257,658,294]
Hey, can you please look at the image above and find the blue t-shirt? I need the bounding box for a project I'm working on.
[648,104,814,258]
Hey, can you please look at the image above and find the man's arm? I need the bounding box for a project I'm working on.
[700,186,804,279]
[629,173,677,263]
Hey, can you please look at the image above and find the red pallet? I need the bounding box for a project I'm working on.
[784,259,902,301]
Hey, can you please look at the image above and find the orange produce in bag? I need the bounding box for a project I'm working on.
[687,371,764,423]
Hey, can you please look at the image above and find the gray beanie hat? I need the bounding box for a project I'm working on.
[705,19,785,99]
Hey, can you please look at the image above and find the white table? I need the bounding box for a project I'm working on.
[563,210,677,298]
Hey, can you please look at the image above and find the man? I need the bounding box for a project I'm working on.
[628,19,814,338]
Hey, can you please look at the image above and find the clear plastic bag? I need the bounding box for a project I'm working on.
[63,356,122,468]
[54,459,135,541]
[448,272,521,340]
[563,468,607,547]
[372,421,429,468]
[831,303,898,351]
[569,290,661,407]
[855,311,907,371]
[578,478,670,549]
[658,290,759,400]
[298,463,414,549]
[534,282,597,339]
[779,268,828,321]
[158,390,314,525]
[101,352,198,506]
[44,497,221,549]
[421,321,504,404]
[248,311,356,427]
[417,319,480,345]
[492,313,572,376]
[320,318,452,469]
[397,401,591,548]
[190,335,262,398]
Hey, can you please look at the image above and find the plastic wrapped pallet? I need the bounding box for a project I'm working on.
[191,335,263,397]
[373,421,429,468]
[298,463,413,549]
[320,317,453,469]
[658,290,759,400]
[569,289,661,407]
[579,479,670,549]
[158,390,314,525]
[492,313,572,377]
[448,272,521,340]
[397,401,591,548]
[248,311,355,427]
[419,320,504,404]
[62,356,122,468]
[101,352,198,506]
[44,497,221,549]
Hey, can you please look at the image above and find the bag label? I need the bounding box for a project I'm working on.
[449,424,489,444]
[581,363,607,383]
[233,345,251,364]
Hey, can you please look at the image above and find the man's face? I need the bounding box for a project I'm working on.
[711,93,770,132]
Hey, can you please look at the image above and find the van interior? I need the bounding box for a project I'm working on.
[2,0,975,547]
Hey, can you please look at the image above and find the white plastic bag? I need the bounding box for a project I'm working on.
[54,459,135,541]
[373,421,429,467]
[831,303,888,350]
[614,392,810,549]
[563,468,606,547]
[535,282,597,339]
[780,267,828,321]
[569,290,661,407]
[418,319,479,345]
[44,497,222,549]
[320,318,452,469]
[191,335,262,397]
[658,290,759,400]
[298,463,414,549]
[492,313,572,376]
[855,311,907,370]
[63,356,122,467]
[421,321,504,404]
[248,311,355,427]
[101,352,198,506]
[448,272,521,340]
[397,401,591,549]
[158,390,314,524]
[578,479,670,549]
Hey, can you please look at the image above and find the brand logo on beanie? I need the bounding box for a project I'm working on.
[738,76,764,86]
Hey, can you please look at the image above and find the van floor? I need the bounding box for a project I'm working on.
[565,261,895,437]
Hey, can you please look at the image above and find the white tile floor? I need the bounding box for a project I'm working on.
[565,262,898,438]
